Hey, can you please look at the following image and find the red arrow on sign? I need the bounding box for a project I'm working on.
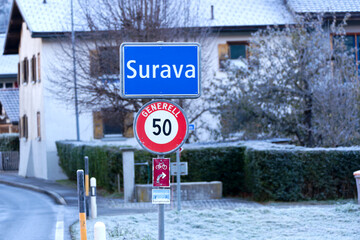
[153,158,170,187]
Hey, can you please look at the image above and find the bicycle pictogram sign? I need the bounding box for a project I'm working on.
[155,162,168,170]
[153,158,170,187]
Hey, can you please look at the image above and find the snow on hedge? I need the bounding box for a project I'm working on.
[58,138,360,152]
[72,202,360,240]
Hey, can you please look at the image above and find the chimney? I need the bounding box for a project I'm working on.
[211,5,214,20]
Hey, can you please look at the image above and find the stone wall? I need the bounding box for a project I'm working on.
[135,181,222,202]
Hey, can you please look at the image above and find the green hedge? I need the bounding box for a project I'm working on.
[180,147,247,196]
[56,141,360,201]
[56,142,246,195]
[245,148,360,201]
[0,134,19,151]
[133,147,247,195]
[56,142,124,192]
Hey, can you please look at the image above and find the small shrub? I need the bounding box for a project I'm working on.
[0,133,19,151]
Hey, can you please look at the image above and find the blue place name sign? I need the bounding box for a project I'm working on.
[120,42,201,99]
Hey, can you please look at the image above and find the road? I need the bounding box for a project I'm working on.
[0,184,77,240]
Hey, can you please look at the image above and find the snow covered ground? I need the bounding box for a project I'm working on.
[71,201,360,240]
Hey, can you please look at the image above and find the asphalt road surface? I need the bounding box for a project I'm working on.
[0,184,77,240]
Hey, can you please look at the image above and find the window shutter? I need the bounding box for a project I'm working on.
[25,115,28,139]
[19,117,22,138]
[90,50,100,77]
[26,58,29,83]
[93,111,103,139]
[37,112,41,139]
[218,44,229,60]
[32,55,36,83]
[218,44,229,69]
[23,58,29,84]
[22,59,26,83]
[17,62,20,85]
[37,53,41,82]
[123,112,134,138]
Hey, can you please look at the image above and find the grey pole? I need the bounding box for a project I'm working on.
[158,155,165,240]
[71,0,80,141]
[176,149,181,211]
[159,204,165,240]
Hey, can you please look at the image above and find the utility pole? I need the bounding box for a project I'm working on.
[71,0,80,141]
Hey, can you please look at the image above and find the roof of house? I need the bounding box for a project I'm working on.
[4,0,295,54]
[14,0,88,34]
[0,34,18,77]
[287,0,360,13]
[0,89,19,123]
[4,0,360,54]
[8,0,360,34]
[199,0,294,28]
[12,0,294,34]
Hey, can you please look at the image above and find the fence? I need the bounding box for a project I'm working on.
[0,151,19,171]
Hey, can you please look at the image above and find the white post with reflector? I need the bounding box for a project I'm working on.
[90,177,97,219]
[354,170,360,204]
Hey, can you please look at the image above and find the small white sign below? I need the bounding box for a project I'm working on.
[152,189,171,204]
[170,162,188,176]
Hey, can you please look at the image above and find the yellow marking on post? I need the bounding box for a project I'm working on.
[85,175,89,196]
[79,212,87,240]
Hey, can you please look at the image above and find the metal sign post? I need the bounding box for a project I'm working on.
[158,155,165,240]
[127,42,200,240]
[176,150,181,211]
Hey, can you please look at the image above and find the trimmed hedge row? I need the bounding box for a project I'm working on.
[56,142,124,192]
[0,134,19,151]
[245,148,360,201]
[56,141,360,201]
[56,142,246,195]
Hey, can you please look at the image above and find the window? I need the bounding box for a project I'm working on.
[23,57,29,84]
[333,34,360,72]
[21,115,28,139]
[17,62,20,85]
[0,82,16,89]
[37,112,41,140]
[37,53,41,82]
[92,109,134,139]
[31,55,37,83]
[90,46,119,77]
[218,42,248,69]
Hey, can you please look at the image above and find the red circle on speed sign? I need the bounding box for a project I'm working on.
[134,100,189,155]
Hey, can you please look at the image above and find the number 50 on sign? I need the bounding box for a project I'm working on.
[134,100,189,155]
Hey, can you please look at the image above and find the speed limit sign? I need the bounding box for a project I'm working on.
[134,100,189,155]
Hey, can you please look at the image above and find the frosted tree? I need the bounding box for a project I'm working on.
[216,15,360,147]
[0,0,11,33]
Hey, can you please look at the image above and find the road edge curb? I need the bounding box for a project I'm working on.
[0,180,67,205]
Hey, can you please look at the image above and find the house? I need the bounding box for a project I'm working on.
[0,34,18,134]
[3,0,360,180]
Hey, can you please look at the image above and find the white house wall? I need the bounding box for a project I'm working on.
[18,22,47,179]
[18,23,94,180]
[41,39,94,179]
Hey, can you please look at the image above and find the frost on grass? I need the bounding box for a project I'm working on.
[71,202,360,240]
